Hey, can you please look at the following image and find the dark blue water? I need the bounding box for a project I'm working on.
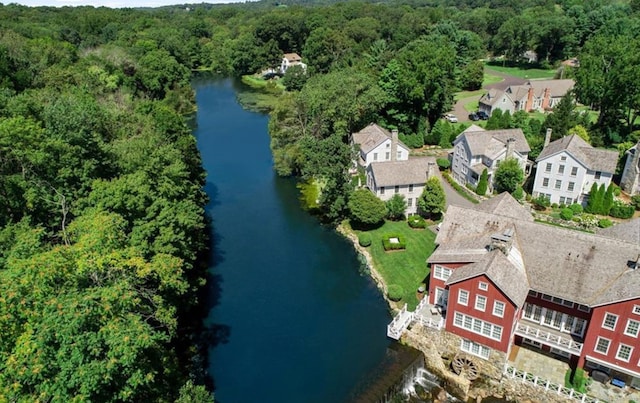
[195,77,391,403]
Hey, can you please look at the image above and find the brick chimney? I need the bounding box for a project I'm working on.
[544,128,552,147]
[506,138,516,159]
[426,162,437,180]
[541,88,551,110]
[391,129,398,161]
[525,87,534,112]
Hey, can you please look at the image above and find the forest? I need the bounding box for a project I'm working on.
[0,0,638,401]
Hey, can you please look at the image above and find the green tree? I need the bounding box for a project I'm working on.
[493,158,524,194]
[417,177,446,218]
[476,168,488,196]
[602,183,614,215]
[281,64,307,91]
[485,108,504,130]
[459,60,484,91]
[585,182,600,214]
[386,194,407,221]
[348,188,387,226]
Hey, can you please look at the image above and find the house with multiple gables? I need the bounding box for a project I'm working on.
[427,193,640,388]
[352,123,410,168]
[621,140,640,196]
[451,125,530,191]
[532,132,618,205]
[478,79,575,117]
[366,157,437,215]
[280,53,307,74]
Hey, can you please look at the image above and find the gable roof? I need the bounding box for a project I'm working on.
[455,128,531,157]
[536,134,618,173]
[352,123,409,154]
[525,79,574,98]
[283,53,302,62]
[368,157,435,187]
[597,218,640,244]
[479,89,513,107]
[446,250,530,308]
[475,192,534,222]
[430,202,640,307]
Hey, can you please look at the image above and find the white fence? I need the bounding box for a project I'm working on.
[515,323,583,354]
[503,364,601,403]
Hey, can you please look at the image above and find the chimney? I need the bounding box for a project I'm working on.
[506,138,516,159]
[426,162,437,180]
[525,87,534,112]
[391,129,398,161]
[544,128,552,147]
[541,88,551,110]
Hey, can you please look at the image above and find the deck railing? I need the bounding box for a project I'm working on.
[515,323,583,354]
[387,303,413,340]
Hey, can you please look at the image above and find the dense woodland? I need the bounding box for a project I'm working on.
[0,0,638,401]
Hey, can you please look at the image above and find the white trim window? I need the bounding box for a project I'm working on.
[475,295,487,312]
[479,282,488,291]
[458,289,469,306]
[460,339,490,360]
[453,312,502,341]
[602,313,618,330]
[595,337,610,355]
[493,301,506,318]
[634,305,640,315]
[625,319,640,337]
[616,344,633,362]
[433,265,452,281]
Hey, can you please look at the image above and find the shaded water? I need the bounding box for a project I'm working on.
[194,76,391,403]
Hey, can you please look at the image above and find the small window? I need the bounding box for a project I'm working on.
[373,153,378,161]
[616,344,633,362]
[555,180,562,189]
[558,165,565,174]
[568,182,575,192]
[545,163,552,173]
[407,198,412,207]
[634,305,640,315]
[578,304,591,312]
[528,290,538,297]
[625,320,640,337]
[595,337,610,354]
[433,265,452,281]
[493,301,505,318]
[542,294,552,301]
[386,143,390,148]
[562,299,574,308]
[408,184,414,192]
[542,177,549,187]
[385,152,390,160]
[602,313,618,330]
[571,166,578,176]
[595,171,602,180]
[560,156,567,161]
[397,151,402,159]
[479,282,488,291]
[394,185,399,194]
[559,196,566,204]
[458,290,469,306]
[552,296,563,304]
[380,187,385,195]
[475,295,487,312]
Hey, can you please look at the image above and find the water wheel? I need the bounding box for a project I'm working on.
[452,354,479,380]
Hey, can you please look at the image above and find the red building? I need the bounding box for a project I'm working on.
[428,193,640,388]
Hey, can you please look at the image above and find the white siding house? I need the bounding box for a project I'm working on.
[532,134,618,205]
[451,125,530,191]
[280,53,307,74]
[366,157,437,215]
[352,123,410,168]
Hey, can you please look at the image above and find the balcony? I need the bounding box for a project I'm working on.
[515,322,583,355]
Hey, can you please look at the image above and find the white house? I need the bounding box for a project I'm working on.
[280,53,307,74]
[351,123,410,168]
[366,157,437,215]
[478,79,574,116]
[532,132,618,205]
[620,140,640,196]
[451,125,530,191]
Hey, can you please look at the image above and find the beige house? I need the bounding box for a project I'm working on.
[451,125,530,191]
[351,123,410,168]
[366,157,437,215]
[479,79,575,116]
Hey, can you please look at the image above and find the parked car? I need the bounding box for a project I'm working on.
[468,113,480,121]
[476,111,489,120]
[444,113,458,123]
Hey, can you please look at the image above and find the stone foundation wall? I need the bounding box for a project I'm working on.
[404,325,575,403]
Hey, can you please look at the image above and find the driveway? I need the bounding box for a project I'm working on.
[436,170,475,209]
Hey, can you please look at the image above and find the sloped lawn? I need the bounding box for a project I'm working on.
[353,220,436,310]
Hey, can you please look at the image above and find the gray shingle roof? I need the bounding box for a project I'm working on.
[536,134,618,173]
[455,129,530,157]
[429,197,640,307]
[446,250,530,308]
[474,192,534,222]
[352,123,408,154]
[597,218,640,245]
[368,157,435,187]
[525,79,575,98]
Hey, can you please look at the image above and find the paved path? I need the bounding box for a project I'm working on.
[436,170,475,209]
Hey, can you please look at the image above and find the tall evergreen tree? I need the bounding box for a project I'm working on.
[476,168,488,195]
[602,183,614,215]
[585,182,599,213]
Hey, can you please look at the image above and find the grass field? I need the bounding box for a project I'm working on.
[454,89,486,101]
[484,63,556,80]
[482,73,503,86]
[464,99,479,113]
[351,220,436,309]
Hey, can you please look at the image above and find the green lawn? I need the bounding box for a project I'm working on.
[454,89,486,101]
[352,220,436,309]
[484,63,556,80]
[464,99,479,113]
[482,73,503,86]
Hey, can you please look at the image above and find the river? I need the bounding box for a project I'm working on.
[194,76,392,403]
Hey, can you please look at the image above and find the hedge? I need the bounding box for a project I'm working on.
[382,233,407,251]
[407,215,427,229]
[560,208,574,221]
[609,202,635,219]
[387,284,404,301]
[358,232,372,247]
[598,218,613,228]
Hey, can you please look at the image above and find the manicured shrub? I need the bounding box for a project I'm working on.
[387,284,404,301]
[382,234,407,251]
[358,232,372,247]
[569,203,583,214]
[551,203,559,209]
[436,158,451,170]
[512,186,524,200]
[632,195,640,211]
[598,218,613,228]
[609,202,635,219]
[559,208,574,220]
[532,196,550,210]
[407,215,427,229]
[565,368,588,393]
[476,168,488,196]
